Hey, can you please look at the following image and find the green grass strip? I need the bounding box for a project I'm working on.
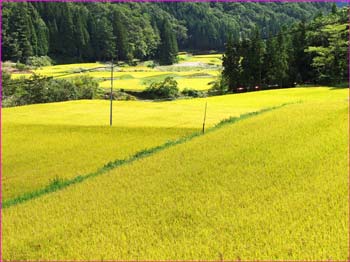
[2,102,294,209]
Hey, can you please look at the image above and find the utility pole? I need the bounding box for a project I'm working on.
[110,59,114,126]
[202,101,207,134]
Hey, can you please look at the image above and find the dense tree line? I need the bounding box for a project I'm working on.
[221,5,348,91]
[2,2,333,64]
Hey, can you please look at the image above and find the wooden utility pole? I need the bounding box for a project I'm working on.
[202,101,207,134]
[110,59,114,126]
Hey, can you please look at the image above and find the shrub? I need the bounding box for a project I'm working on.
[1,74,105,107]
[144,77,179,99]
[72,76,102,99]
[181,88,204,98]
[26,56,53,68]
[2,71,14,97]
[208,75,228,95]
[15,62,29,71]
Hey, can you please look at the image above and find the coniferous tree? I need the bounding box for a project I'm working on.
[291,20,311,84]
[275,28,290,87]
[10,3,33,62]
[90,17,116,61]
[158,19,178,65]
[73,7,90,59]
[262,34,279,86]
[59,3,76,57]
[240,38,251,87]
[222,35,241,92]
[112,10,129,61]
[251,27,265,87]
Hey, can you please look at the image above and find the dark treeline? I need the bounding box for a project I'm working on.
[220,6,348,91]
[2,2,333,64]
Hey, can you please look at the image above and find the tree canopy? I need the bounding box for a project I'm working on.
[2,2,335,64]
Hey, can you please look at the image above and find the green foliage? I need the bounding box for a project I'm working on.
[144,77,179,99]
[157,19,179,65]
[2,74,103,107]
[15,62,29,71]
[2,2,333,63]
[305,8,348,84]
[209,75,229,95]
[222,35,242,92]
[111,10,130,61]
[71,76,101,99]
[26,56,53,68]
[221,7,348,91]
[181,88,204,98]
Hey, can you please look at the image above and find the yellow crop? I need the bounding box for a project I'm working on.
[2,87,348,259]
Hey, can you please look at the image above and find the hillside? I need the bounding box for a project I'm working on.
[3,87,348,259]
[2,2,334,62]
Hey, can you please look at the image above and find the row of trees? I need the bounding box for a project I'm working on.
[221,6,348,91]
[2,2,178,65]
[2,2,333,64]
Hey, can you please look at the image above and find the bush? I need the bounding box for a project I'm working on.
[1,74,104,107]
[72,76,102,99]
[144,77,179,99]
[15,62,29,71]
[181,88,204,98]
[44,79,78,102]
[26,56,53,68]
[208,75,228,95]
[2,71,14,97]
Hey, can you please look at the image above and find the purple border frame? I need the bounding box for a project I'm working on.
[0,0,349,2]
[0,1,349,261]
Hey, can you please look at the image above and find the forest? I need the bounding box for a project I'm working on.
[2,2,336,64]
[220,5,348,90]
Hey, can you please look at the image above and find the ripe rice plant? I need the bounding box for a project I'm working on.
[3,87,347,259]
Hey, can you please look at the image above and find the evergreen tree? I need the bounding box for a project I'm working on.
[241,27,264,87]
[158,19,178,65]
[222,35,241,92]
[10,3,33,62]
[240,38,252,87]
[90,17,116,61]
[35,18,49,56]
[291,20,311,83]
[59,3,76,57]
[331,3,337,15]
[275,28,290,87]
[111,10,129,61]
[73,7,90,59]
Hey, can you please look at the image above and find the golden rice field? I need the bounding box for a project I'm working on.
[3,87,310,201]
[2,87,348,259]
[10,53,222,91]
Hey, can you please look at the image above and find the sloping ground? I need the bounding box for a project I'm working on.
[2,125,194,201]
[3,91,348,259]
[3,88,311,201]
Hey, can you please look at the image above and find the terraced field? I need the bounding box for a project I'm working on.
[2,87,348,259]
[10,53,221,91]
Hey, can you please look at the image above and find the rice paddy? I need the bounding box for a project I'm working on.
[10,53,222,91]
[2,87,348,260]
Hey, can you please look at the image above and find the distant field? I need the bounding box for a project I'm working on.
[10,53,222,91]
[3,87,348,259]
